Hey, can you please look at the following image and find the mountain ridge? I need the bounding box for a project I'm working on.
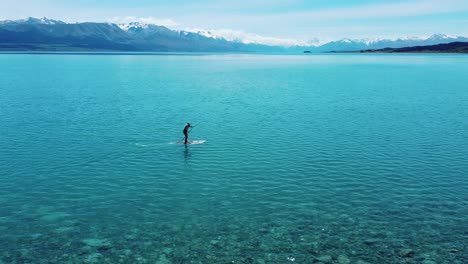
[0,17,276,52]
[354,41,468,53]
[1,17,467,52]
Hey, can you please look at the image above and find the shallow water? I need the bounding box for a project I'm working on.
[0,54,467,263]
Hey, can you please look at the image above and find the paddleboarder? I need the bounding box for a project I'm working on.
[183,123,193,144]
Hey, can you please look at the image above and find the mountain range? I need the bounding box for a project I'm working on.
[311,34,468,52]
[0,17,273,52]
[357,41,468,53]
[1,17,467,52]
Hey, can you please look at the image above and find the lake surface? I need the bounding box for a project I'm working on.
[0,54,467,263]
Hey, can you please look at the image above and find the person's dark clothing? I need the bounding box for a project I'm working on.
[183,124,191,144]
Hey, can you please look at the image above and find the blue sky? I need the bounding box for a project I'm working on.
[2,0,468,42]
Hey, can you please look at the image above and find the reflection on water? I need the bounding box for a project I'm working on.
[184,144,191,160]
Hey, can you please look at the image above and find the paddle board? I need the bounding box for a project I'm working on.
[171,140,206,145]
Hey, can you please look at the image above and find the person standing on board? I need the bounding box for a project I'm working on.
[183,123,193,144]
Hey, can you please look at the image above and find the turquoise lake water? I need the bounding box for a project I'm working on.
[0,54,467,263]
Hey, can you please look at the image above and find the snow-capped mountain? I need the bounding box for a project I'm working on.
[0,17,280,52]
[0,17,65,25]
[118,21,150,31]
[314,34,468,51]
[179,28,311,47]
[117,22,285,52]
[121,22,468,51]
[118,22,175,36]
[0,17,467,52]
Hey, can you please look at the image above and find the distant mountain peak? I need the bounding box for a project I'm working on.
[0,17,66,25]
[24,17,65,25]
[118,21,150,31]
[117,21,175,37]
[427,33,459,40]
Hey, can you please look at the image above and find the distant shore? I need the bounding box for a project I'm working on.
[328,41,468,54]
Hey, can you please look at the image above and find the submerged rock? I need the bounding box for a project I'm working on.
[54,226,75,234]
[40,212,70,222]
[316,255,332,263]
[30,233,43,240]
[156,254,171,264]
[356,260,371,264]
[84,253,102,263]
[399,249,415,258]
[80,246,92,255]
[210,239,222,249]
[82,238,111,248]
[364,238,379,246]
[124,234,137,240]
[337,255,350,264]
[162,247,173,254]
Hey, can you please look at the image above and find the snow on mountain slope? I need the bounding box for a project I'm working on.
[1,17,467,51]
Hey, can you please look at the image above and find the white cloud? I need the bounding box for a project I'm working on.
[109,16,180,28]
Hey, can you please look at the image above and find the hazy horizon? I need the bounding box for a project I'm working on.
[2,0,468,46]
